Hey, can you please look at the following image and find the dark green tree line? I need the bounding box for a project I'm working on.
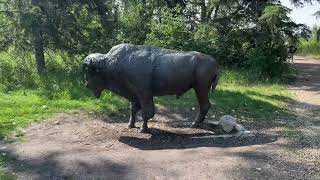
[0,0,316,78]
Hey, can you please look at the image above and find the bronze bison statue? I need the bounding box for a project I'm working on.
[83,44,219,133]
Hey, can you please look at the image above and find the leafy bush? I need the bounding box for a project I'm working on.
[145,8,191,50]
[0,51,38,91]
[117,4,151,45]
[0,50,91,100]
[192,24,219,56]
[298,37,320,56]
[245,45,289,80]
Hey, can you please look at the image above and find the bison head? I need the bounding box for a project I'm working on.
[83,63,105,98]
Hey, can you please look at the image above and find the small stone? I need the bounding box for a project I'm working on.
[219,115,237,133]
[191,107,196,111]
[255,168,262,171]
[41,105,48,109]
[235,124,246,132]
[54,121,60,125]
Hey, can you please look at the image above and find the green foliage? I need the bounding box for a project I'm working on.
[245,45,289,80]
[117,4,151,44]
[192,24,219,55]
[259,5,291,26]
[0,0,311,78]
[0,51,38,91]
[145,8,191,50]
[0,51,293,140]
[298,28,320,56]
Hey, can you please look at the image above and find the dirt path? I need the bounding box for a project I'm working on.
[1,57,320,180]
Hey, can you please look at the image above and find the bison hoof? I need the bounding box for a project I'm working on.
[127,124,136,128]
[140,128,149,133]
[190,122,200,128]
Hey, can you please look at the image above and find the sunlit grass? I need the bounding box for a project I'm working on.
[156,69,292,121]
[0,90,128,139]
[0,51,295,178]
[298,37,320,56]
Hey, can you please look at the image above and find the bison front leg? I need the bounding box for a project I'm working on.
[128,101,141,128]
[139,98,155,133]
[191,87,211,128]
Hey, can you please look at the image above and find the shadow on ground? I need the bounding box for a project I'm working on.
[118,128,278,150]
[0,148,132,180]
[289,62,320,92]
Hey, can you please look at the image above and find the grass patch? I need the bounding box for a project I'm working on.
[0,68,293,139]
[298,37,320,57]
[0,51,295,176]
[156,69,293,121]
[0,155,15,180]
[0,90,128,139]
[0,50,294,140]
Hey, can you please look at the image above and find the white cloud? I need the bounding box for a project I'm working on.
[281,0,320,28]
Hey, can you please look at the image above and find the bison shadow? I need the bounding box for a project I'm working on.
[118,128,278,150]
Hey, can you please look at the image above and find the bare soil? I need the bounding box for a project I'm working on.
[1,57,320,180]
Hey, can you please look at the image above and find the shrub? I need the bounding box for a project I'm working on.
[245,45,289,80]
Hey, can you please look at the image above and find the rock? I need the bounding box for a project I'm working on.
[235,124,246,132]
[255,168,262,171]
[219,115,237,133]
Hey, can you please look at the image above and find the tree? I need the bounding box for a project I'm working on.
[0,0,119,75]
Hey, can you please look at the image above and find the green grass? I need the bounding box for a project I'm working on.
[157,69,292,121]
[298,37,320,56]
[0,68,293,140]
[0,45,307,180]
[0,90,128,139]
[0,155,15,180]
[0,51,294,178]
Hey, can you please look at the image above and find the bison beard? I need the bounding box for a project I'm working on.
[83,44,219,133]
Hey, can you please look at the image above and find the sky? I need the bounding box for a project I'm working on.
[281,0,320,28]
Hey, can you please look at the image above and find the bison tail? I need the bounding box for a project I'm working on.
[211,74,219,94]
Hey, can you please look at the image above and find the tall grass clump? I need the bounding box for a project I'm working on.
[298,37,320,56]
[0,50,129,139]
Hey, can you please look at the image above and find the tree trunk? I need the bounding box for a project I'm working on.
[93,0,110,30]
[200,0,207,22]
[33,31,46,75]
[254,0,259,48]
[213,1,221,20]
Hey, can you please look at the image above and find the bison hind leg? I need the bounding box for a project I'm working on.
[191,86,211,128]
[128,100,141,128]
[139,97,155,133]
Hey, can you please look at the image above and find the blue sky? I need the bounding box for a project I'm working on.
[281,0,320,28]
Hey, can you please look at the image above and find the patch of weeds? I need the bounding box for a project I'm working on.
[0,68,294,140]
[0,169,15,180]
[0,153,16,180]
[14,130,25,138]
